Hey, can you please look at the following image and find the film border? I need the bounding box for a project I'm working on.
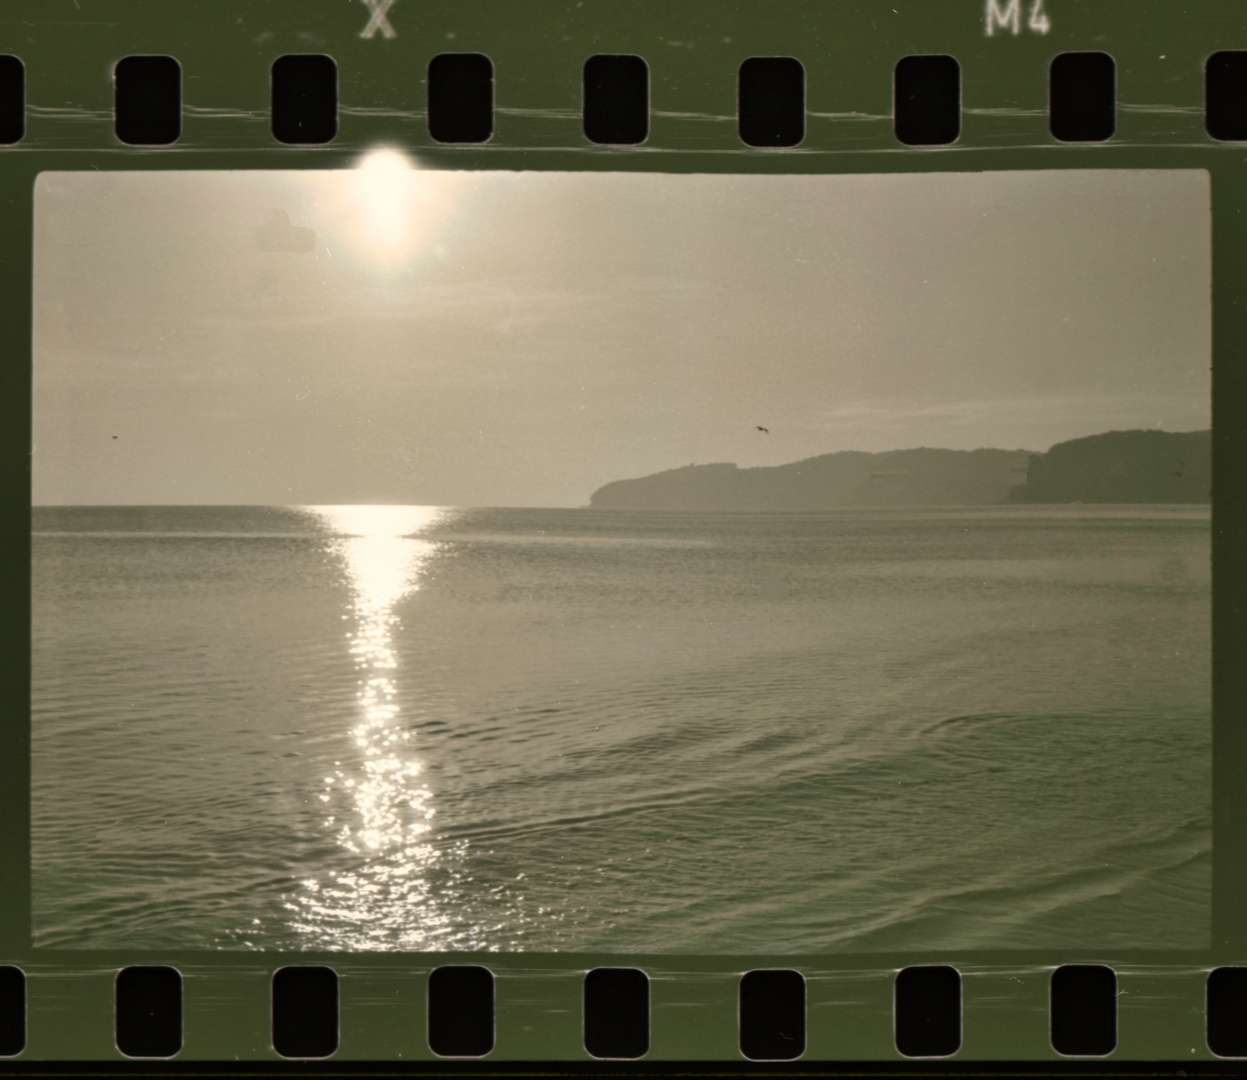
[0,0,1241,1067]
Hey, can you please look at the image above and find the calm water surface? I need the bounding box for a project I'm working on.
[32,505,1211,951]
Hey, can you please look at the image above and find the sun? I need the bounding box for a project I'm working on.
[320,146,463,274]
[353,147,418,263]
[286,145,467,276]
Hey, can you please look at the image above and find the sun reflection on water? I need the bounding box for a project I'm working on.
[282,504,471,949]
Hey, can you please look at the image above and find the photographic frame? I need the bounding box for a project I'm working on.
[1,0,1242,1067]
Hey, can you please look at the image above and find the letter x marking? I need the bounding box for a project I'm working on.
[359,0,397,40]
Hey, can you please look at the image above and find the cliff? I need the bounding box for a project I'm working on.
[1007,428,1211,504]
[589,447,1034,511]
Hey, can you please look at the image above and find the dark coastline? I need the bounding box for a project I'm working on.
[589,429,1211,510]
[1008,428,1211,505]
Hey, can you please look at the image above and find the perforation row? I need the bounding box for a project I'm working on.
[3,50,1247,148]
[2,963,1247,1060]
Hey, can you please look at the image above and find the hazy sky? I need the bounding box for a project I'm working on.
[33,163,1210,507]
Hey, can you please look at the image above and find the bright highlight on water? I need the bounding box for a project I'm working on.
[291,505,454,948]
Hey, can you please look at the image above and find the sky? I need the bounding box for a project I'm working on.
[32,162,1210,507]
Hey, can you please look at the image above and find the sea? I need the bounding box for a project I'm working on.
[31,504,1211,953]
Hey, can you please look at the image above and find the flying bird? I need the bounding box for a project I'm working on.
[756,426,769,434]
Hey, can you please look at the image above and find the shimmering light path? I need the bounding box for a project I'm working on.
[285,505,461,949]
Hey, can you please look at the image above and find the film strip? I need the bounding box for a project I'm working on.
[1,0,1242,1070]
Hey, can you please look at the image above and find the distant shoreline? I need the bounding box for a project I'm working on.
[589,429,1212,512]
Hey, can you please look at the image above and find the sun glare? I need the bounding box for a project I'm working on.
[307,145,464,275]
[354,148,418,262]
